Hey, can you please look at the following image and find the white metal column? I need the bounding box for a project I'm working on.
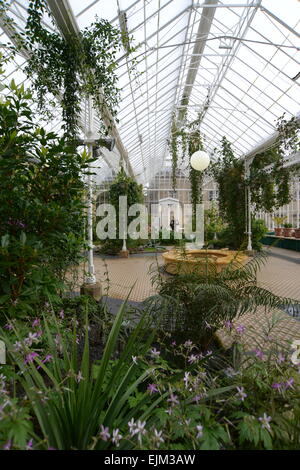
[85,96,96,284]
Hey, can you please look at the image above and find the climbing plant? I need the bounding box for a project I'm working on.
[210,136,247,249]
[169,115,205,218]
[8,0,135,138]
[249,114,300,211]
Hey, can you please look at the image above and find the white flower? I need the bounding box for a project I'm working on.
[183,372,190,388]
[99,425,110,441]
[75,371,84,383]
[196,424,203,439]
[291,340,300,365]
[112,429,122,447]
[153,429,164,448]
[258,413,272,431]
[150,348,160,358]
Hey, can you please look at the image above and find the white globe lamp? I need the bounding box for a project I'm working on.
[190,150,210,171]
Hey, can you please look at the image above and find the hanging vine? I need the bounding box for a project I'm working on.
[249,114,300,211]
[10,0,136,139]
[210,136,247,249]
[169,113,205,217]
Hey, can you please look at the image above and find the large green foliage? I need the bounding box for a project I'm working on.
[211,137,246,249]
[0,80,89,319]
[151,251,293,347]
[99,168,144,253]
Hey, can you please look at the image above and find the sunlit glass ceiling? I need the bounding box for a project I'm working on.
[1,0,300,186]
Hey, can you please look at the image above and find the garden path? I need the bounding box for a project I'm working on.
[75,246,300,347]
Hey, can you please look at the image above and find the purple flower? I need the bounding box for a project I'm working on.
[32,318,40,328]
[171,341,176,347]
[167,393,179,406]
[111,429,122,447]
[258,413,272,431]
[26,439,33,450]
[147,383,159,394]
[253,348,264,360]
[4,323,13,330]
[277,353,285,364]
[24,352,39,364]
[188,354,198,364]
[236,324,246,334]
[3,439,12,450]
[43,355,53,364]
[271,382,282,390]
[193,394,203,403]
[184,340,193,348]
[236,386,247,401]
[150,348,160,358]
[224,320,233,329]
[285,378,294,389]
[59,310,64,319]
[99,425,110,441]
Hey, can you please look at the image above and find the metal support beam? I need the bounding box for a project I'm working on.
[177,0,218,127]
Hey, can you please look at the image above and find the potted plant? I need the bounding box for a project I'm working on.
[283,223,294,238]
[294,227,300,239]
[272,216,287,237]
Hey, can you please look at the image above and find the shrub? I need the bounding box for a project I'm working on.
[0,80,90,319]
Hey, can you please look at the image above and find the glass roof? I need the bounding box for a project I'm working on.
[1,0,299,185]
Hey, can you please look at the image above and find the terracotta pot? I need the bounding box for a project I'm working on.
[294,228,300,239]
[274,227,283,237]
[283,228,294,238]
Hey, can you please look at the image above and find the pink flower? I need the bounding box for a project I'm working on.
[3,439,12,450]
[147,383,159,394]
[26,439,33,450]
[150,348,160,358]
[271,382,282,390]
[24,352,39,364]
[236,324,246,334]
[277,353,285,364]
[43,355,53,364]
[167,393,179,406]
[253,348,264,360]
[32,318,40,328]
[285,378,294,389]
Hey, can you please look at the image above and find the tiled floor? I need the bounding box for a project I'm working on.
[75,246,300,347]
